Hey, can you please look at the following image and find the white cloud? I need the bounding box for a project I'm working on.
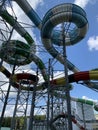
[74,0,98,8]
[4,105,15,116]
[82,96,98,103]
[87,36,98,51]
[7,0,42,42]
[4,1,42,70]
[74,0,90,8]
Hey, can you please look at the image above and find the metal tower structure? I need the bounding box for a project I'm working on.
[0,1,98,130]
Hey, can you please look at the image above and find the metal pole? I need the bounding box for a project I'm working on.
[0,23,14,129]
[81,103,86,129]
[28,69,38,130]
[0,64,16,129]
[47,58,51,130]
[11,79,31,130]
[11,84,21,130]
[51,67,54,120]
[0,83,11,129]
[62,23,73,130]
[23,88,30,130]
[28,85,36,130]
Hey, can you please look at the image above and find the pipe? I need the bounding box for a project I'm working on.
[0,8,48,81]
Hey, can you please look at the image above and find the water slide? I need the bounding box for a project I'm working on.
[12,70,98,91]
[0,2,98,129]
[12,0,98,90]
[0,65,39,91]
[0,7,48,81]
[52,91,98,111]
[49,113,85,130]
[37,70,98,93]
[1,62,98,93]
[0,0,98,90]
[1,63,98,113]
[13,0,81,72]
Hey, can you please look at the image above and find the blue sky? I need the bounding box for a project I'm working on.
[32,0,98,101]
[0,0,98,116]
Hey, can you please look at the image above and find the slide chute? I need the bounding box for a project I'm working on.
[0,8,48,81]
[12,0,98,91]
[49,113,85,130]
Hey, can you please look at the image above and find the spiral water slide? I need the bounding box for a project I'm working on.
[0,65,40,91]
[12,0,98,90]
[49,113,85,130]
[38,70,98,95]
[0,7,48,82]
[52,91,98,111]
[13,0,81,72]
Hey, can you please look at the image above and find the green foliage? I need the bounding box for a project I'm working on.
[2,117,11,127]
[1,115,46,128]
[34,115,46,121]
